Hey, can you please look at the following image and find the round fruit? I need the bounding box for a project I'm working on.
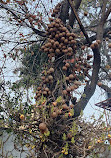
[94,42,99,48]
[81,45,85,50]
[63,90,67,95]
[69,36,73,40]
[51,112,57,118]
[62,66,67,71]
[39,123,47,131]
[90,43,95,49]
[84,11,88,16]
[55,48,60,54]
[96,40,101,44]
[62,104,69,110]
[48,75,53,80]
[20,114,25,120]
[70,104,74,108]
[45,87,49,92]
[66,87,71,92]
[69,74,74,80]
[108,43,111,48]
[65,63,70,68]
[68,47,73,52]
[49,68,54,73]
[65,77,69,81]
[97,82,102,86]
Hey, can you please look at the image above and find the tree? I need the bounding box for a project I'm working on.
[0,0,111,157]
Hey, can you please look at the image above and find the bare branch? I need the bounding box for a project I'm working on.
[69,0,82,28]
[68,0,92,45]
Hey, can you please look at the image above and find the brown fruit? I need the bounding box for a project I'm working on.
[70,85,75,91]
[49,49,54,53]
[49,67,54,73]
[66,87,71,92]
[69,74,74,80]
[62,99,66,104]
[55,34,59,39]
[51,112,58,118]
[65,77,69,81]
[48,91,51,95]
[81,45,85,50]
[41,76,45,80]
[68,47,73,52]
[108,43,111,48]
[62,104,69,110]
[90,43,95,49]
[48,75,53,80]
[51,40,55,44]
[67,52,73,56]
[45,87,49,92]
[74,81,81,86]
[69,36,73,40]
[62,27,67,32]
[65,63,70,68]
[39,123,47,131]
[64,39,68,44]
[84,11,88,16]
[54,41,59,46]
[55,48,60,54]
[43,91,47,95]
[96,40,101,44]
[59,33,63,37]
[94,42,99,48]
[63,90,67,95]
[37,87,41,90]
[71,33,76,38]
[58,109,62,115]
[66,32,71,37]
[36,90,39,95]
[44,48,49,52]
[63,49,68,54]
[62,32,66,36]
[62,66,67,71]
[61,37,65,41]
[70,104,74,108]
[97,82,102,86]
[105,37,109,41]
[45,78,49,83]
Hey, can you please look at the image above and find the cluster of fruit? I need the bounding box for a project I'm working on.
[36,8,93,137]
[41,18,77,60]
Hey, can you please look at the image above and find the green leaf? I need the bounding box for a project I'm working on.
[57,80,60,85]
[56,96,62,103]
[59,153,63,158]
[62,133,67,141]
[71,137,75,143]
[44,130,50,137]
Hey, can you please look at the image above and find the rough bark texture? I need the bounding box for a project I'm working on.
[69,0,82,28]
[59,0,69,24]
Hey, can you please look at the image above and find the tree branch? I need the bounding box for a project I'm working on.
[69,0,82,28]
[59,0,69,24]
[0,3,46,37]
[73,1,110,117]
[68,0,92,45]
[99,84,111,98]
